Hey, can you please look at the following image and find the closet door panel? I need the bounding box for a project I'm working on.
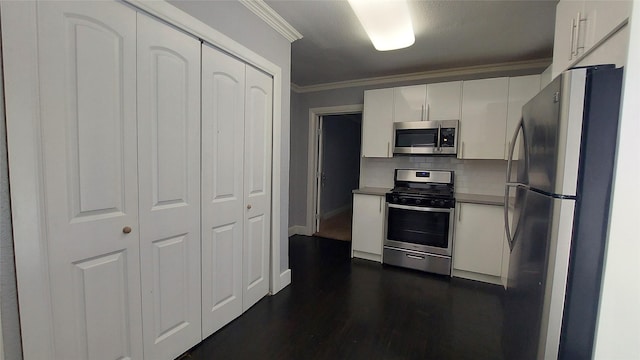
[243,66,272,311]
[137,14,202,360]
[35,2,143,359]
[201,44,245,338]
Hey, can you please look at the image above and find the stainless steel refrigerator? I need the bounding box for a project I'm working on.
[503,65,623,360]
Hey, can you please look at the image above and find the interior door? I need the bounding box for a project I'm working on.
[137,13,202,359]
[36,2,143,358]
[243,66,273,311]
[201,44,246,337]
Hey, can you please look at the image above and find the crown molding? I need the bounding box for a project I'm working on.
[239,0,303,43]
[291,58,553,93]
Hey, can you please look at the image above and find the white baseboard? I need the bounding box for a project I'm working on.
[279,269,291,290]
[288,225,306,237]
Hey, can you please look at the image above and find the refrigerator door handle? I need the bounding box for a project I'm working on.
[506,118,523,184]
[504,184,516,251]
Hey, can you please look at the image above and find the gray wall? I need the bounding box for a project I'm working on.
[169,0,292,273]
[0,26,23,359]
[319,114,361,217]
[288,67,546,228]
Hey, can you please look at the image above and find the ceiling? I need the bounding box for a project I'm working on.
[264,0,558,88]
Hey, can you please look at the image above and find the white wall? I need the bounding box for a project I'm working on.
[593,1,640,357]
[169,0,292,272]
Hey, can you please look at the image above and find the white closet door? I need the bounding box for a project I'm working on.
[201,44,246,337]
[137,14,202,359]
[36,2,143,359]
[243,66,273,311]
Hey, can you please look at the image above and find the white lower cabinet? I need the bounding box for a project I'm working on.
[352,194,385,262]
[453,202,506,284]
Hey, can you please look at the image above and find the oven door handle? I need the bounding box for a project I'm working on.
[387,203,453,213]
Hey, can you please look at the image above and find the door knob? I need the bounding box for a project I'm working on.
[123,226,132,234]
[247,204,252,210]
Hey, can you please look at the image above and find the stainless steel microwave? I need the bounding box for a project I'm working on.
[393,120,459,155]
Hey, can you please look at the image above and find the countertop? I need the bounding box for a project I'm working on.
[455,193,504,206]
[352,187,391,196]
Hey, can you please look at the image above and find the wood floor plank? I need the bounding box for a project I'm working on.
[186,235,506,360]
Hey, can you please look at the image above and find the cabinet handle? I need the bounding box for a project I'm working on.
[123,226,132,234]
[458,206,462,222]
[460,141,464,158]
[379,198,382,213]
[575,12,586,55]
[387,142,391,157]
[569,18,576,60]
[425,103,429,121]
[421,104,425,121]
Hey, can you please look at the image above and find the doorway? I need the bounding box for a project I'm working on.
[312,113,362,241]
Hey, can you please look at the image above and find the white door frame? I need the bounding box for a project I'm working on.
[315,116,324,233]
[306,105,363,236]
[1,2,288,358]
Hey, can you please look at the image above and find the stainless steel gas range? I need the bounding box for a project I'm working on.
[384,169,455,275]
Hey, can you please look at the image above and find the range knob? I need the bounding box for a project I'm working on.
[439,200,446,207]
[430,199,437,206]
[400,197,407,204]
[415,199,422,205]
[392,196,399,203]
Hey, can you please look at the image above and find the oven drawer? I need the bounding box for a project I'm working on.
[383,246,451,276]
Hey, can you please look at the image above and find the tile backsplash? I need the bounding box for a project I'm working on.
[359,156,507,196]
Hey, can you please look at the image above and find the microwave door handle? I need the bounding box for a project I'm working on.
[436,123,442,151]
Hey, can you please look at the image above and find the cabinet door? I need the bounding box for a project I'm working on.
[352,194,384,260]
[362,88,394,157]
[137,13,202,359]
[426,81,462,121]
[36,2,143,359]
[453,203,505,277]
[243,66,273,311]
[201,44,245,338]
[583,0,631,51]
[393,85,426,122]
[505,75,541,160]
[459,78,509,159]
[552,0,586,78]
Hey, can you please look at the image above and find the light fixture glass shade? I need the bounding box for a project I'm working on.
[348,0,415,51]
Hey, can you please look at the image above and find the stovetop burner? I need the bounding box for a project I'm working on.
[386,169,455,208]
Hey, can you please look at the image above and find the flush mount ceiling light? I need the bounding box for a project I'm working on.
[348,0,415,51]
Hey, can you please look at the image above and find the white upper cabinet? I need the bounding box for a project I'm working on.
[393,85,426,122]
[392,81,462,122]
[459,77,509,159]
[426,81,462,121]
[362,88,394,157]
[505,75,541,160]
[552,0,631,78]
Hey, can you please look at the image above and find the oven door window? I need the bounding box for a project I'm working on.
[387,207,450,248]
[395,129,438,147]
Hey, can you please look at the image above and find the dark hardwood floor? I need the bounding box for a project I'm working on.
[187,235,507,360]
